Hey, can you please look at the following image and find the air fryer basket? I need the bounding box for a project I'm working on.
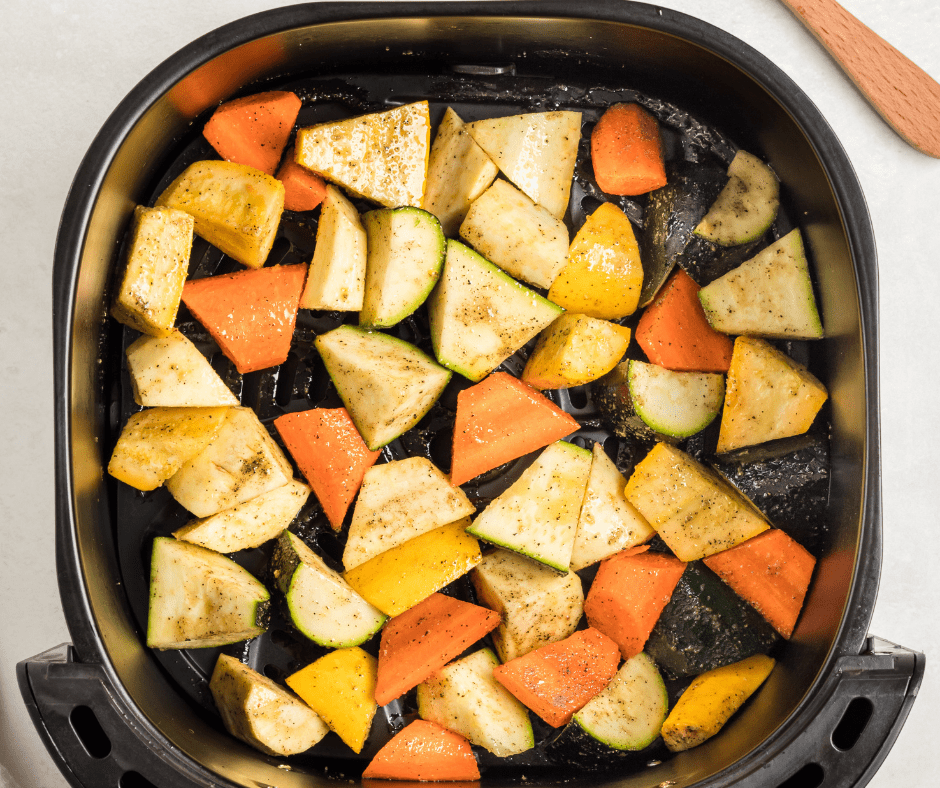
[20,3,923,788]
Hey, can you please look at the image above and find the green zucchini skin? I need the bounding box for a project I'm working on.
[592,363,677,444]
[646,562,779,680]
[677,233,766,285]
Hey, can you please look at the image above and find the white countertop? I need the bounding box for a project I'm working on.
[1,1,936,786]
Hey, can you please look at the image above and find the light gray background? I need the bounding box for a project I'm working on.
[1,1,936,786]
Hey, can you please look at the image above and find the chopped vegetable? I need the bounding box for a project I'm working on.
[203,90,302,176]
[626,359,725,439]
[155,159,284,269]
[661,654,776,752]
[276,145,328,212]
[344,518,482,617]
[521,313,632,390]
[584,546,686,659]
[449,371,578,487]
[273,407,381,531]
[362,720,480,781]
[548,202,644,319]
[112,206,193,337]
[286,647,378,754]
[703,528,816,638]
[636,268,733,373]
[181,263,306,375]
[374,593,500,706]
[590,103,667,196]
[717,336,828,453]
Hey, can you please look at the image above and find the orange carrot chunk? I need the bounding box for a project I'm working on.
[362,720,480,781]
[274,408,381,530]
[584,547,687,659]
[591,103,668,196]
[636,268,734,373]
[703,528,816,639]
[203,91,302,176]
[492,628,621,727]
[277,146,328,212]
[450,371,579,487]
[181,264,306,375]
[374,593,500,706]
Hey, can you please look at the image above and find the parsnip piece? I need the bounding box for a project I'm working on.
[173,479,310,553]
[460,179,569,289]
[295,101,431,209]
[299,185,367,311]
[107,406,229,491]
[156,160,284,269]
[210,654,329,756]
[166,406,293,518]
[126,330,239,407]
[423,107,499,236]
[465,111,581,218]
[112,206,194,336]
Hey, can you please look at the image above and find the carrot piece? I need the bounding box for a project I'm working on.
[591,103,667,196]
[374,593,500,706]
[362,720,480,781]
[276,146,328,212]
[636,268,734,373]
[492,628,621,727]
[584,547,687,659]
[181,264,306,374]
[274,408,381,530]
[450,371,579,487]
[203,91,302,176]
[703,529,816,638]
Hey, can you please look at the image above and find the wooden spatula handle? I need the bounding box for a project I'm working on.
[778,0,940,158]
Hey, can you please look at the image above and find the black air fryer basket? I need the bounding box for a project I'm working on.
[21,3,923,788]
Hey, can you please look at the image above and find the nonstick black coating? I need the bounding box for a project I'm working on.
[54,4,879,788]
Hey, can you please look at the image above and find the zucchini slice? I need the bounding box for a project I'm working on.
[315,325,452,451]
[427,240,562,382]
[467,441,592,572]
[359,207,446,328]
[270,530,386,648]
[694,151,779,247]
[147,537,269,649]
[627,359,725,439]
[698,229,824,339]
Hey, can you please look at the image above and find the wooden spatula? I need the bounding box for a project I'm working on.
[778,0,940,158]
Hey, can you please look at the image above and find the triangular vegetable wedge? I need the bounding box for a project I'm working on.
[694,151,779,246]
[468,441,592,572]
[274,408,381,530]
[698,228,824,339]
[428,240,562,382]
[363,720,480,781]
[295,101,431,209]
[450,371,578,487]
[570,442,655,570]
[374,593,500,705]
[181,264,306,374]
[465,111,581,218]
[343,457,476,570]
[315,325,452,451]
[717,336,828,452]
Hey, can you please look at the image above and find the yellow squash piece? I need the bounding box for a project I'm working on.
[286,647,378,754]
[661,654,776,752]
[107,406,229,491]
[155,160,284,269]
[344,517,482,617]
[112,206,194,336]
[521,313,632,390]
[717,336,828,453]
[295,101,431,209]
[548,202,643,319]
[625,443,769,562]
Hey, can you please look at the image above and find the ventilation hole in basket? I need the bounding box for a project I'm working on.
[69,706,111,759]
[776,763,824,788]
[120,771,159,788]
[567,387,589,411]
[832,697,874,751]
